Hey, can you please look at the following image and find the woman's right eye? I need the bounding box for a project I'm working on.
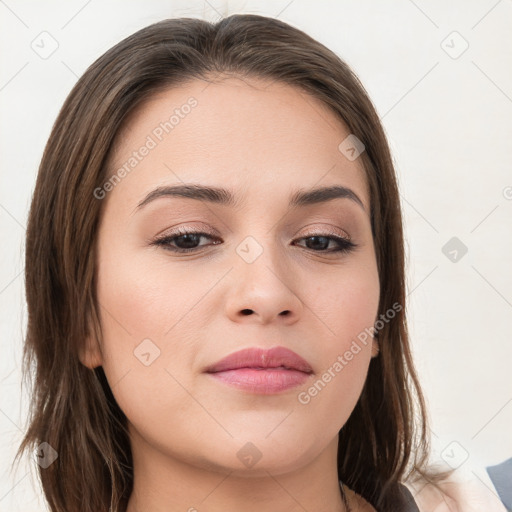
[151,230,221,253]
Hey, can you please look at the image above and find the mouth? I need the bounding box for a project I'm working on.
[204,346,313,394]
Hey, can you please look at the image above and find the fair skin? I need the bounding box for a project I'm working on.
[81,75,379,511]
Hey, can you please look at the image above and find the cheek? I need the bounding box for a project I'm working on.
[95,236,195,353]
[93,239,186,415]
[94,237,231,435]
[308,259,380,346]
[292,261,379,426]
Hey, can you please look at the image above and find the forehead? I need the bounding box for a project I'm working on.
[106,76,370,214]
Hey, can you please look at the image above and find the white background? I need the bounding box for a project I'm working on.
[1,1,511,510]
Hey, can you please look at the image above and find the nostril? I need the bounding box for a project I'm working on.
[241,309,253,315]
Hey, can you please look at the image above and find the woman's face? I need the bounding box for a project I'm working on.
[84,76,380,476]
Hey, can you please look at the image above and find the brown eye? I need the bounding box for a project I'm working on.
[293,234,356,253]
[152,229,221,253]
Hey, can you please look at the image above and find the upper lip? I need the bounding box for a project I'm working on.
[205,346,313,374]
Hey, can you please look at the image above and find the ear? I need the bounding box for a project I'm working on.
[371,337,380,358]
[78,307,103,370]
[79,333,103,369]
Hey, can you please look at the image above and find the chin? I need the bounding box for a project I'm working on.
[190,433,323,477]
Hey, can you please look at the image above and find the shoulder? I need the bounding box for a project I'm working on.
[403,459,510,512]
[344,486,377,511]
[343,484,420,511]
[343,456,511,512]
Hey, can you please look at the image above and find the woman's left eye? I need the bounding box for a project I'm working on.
[293,234,356,253]
[151,230,357,254]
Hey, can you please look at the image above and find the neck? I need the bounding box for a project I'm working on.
[126,430,347,512]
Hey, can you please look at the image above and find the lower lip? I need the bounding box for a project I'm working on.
[207,368,311,394]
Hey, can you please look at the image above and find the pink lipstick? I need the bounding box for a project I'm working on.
[204,346,313,394]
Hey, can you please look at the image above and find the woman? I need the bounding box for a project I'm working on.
[17,13,487,512]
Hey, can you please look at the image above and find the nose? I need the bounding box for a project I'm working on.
[225,237,304,325]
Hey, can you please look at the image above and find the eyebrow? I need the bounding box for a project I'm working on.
[135,183,366,212]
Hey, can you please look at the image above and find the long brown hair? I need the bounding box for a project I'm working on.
[17,13,445,511]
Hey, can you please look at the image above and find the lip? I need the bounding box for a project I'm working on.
[204,346,313,394]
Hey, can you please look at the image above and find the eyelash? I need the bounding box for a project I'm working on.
[151,227,357,255]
